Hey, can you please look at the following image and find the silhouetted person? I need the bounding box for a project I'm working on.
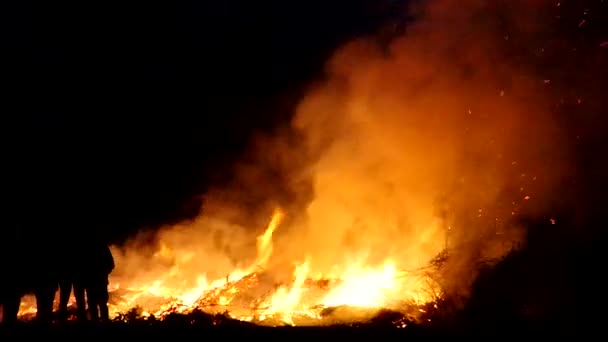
[1,232,58,325]
[0,258,23,325]
[34,283,56,325]
[0,295,20,325]
[58,277,86,322]
[1,229,34,325]
[31,234,61,325]
[84,240,114,323]
[57,244,87,322]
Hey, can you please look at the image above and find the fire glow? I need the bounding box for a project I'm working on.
[17,209,442,326]
[14,0,569,327]
[113,209,441,325]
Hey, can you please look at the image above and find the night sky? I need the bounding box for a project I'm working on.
[2,1,404,242]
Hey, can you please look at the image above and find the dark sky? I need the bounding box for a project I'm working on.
[1,1,404,242]
[1,0,607,247]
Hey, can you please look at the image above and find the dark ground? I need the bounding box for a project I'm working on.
[0,293,596,340]
[0,319,585,341]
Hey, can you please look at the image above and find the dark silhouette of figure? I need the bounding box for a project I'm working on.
[0,227,36,325]
[0,247,23,325]
[83,240,115,323]
[1,229,17,324]
[0,226,60,325]
[30,233,61,325]
[0,294,21,325]
[58,276,87,322]
[57,244,87,322]
[33,281,57,325]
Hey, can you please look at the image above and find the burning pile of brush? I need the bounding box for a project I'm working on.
[109,268,441,327]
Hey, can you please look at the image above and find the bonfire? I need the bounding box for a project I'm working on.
[17,209,443,327]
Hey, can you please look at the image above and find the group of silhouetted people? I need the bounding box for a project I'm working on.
[0,229,114,325]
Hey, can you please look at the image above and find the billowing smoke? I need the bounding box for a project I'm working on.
[268,0,569,291]
[111,0,573,308]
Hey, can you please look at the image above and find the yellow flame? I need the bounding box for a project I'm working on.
[260,257,312,325]
[110,208,287,318]
[16,208,440,325]
[321,261,398,308]
[249,208,284,271]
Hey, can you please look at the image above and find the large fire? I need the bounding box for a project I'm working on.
[16,209,442,326]
[12,0,571,327]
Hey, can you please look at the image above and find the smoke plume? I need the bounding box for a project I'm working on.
[112,0,572,303]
